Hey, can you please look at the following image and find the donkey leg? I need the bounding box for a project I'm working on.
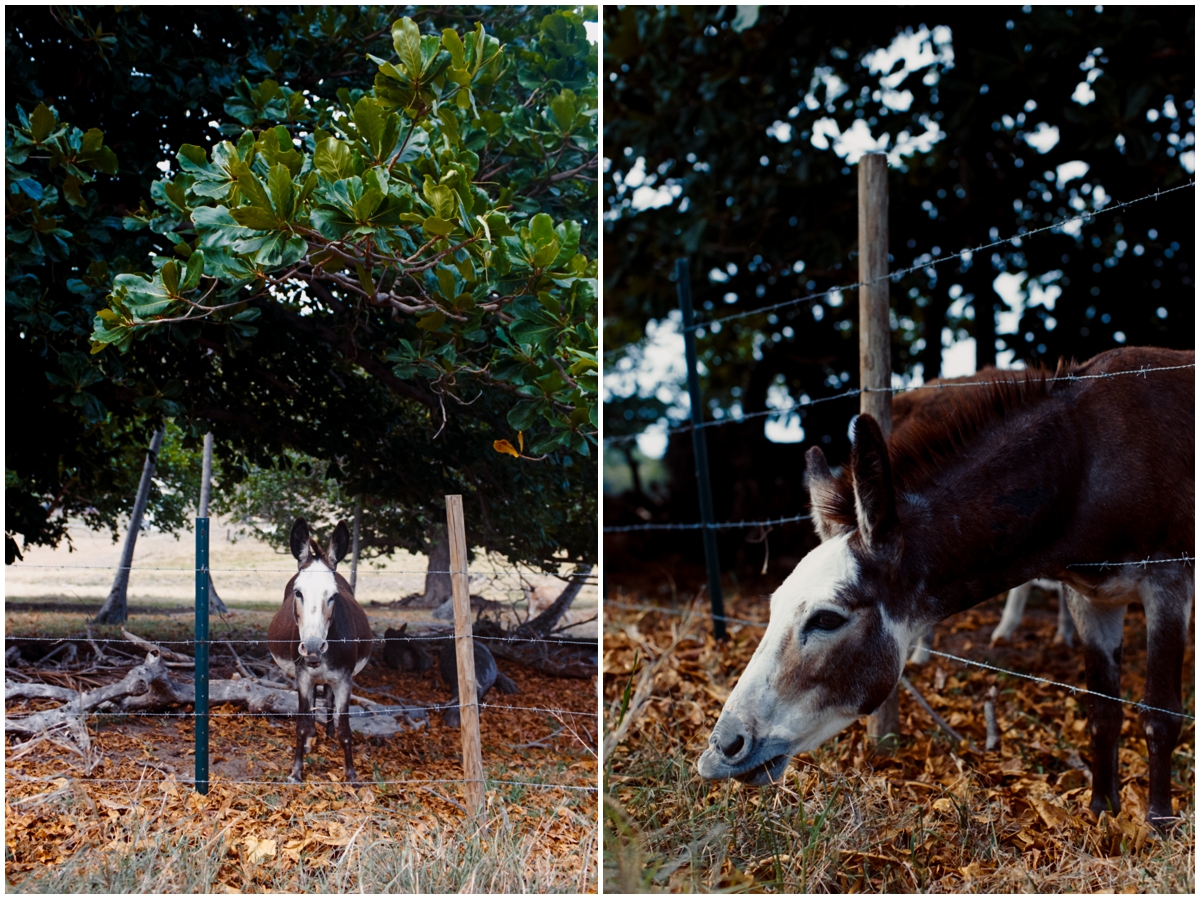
[991,582,1031,645]
[289,670,317,784]
[1054,583,1078,647]
[1066,590,1126,817]
[330,677,360,786]
[1140,578,1192,829]
[908,627,934,665]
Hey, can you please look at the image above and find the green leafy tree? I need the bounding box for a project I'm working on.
[7,7,597,576]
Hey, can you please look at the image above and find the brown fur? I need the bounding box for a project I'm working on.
[811,346,1194,825]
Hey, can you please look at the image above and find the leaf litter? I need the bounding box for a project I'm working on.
[5,615,598,893]
[604,583,1193,893]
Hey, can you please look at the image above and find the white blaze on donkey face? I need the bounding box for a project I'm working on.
[697,533,910,785]
[293,554,338,668]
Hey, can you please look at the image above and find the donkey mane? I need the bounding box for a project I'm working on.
[812,359,1076,530]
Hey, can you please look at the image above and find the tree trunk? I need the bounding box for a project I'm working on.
[197,431,227,615]
[518,565,594,637]
[350,501,362,592]
[410,524,454,609]
[94,427,165,625]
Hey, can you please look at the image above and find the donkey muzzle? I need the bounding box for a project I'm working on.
[298,638,329,668]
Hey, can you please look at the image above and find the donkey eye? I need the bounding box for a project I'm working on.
[807,610,848,632]
[294,590,303,601]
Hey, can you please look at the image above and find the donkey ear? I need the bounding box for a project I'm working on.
[849,414,897,547]
[328,520,351,565]
[805,447,850,542]
[290,518,311,562]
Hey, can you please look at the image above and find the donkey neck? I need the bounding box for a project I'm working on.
[891,394,1084,622]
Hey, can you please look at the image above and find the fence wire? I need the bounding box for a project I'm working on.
[6,773,598,793]
[601,180,1194,363]
[603,362,1196,446]
[603,599,1195,721]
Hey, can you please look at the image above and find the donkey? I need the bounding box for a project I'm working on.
[267,518,374,785]
[697,347,1193,828]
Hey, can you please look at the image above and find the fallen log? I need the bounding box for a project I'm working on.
[5,653,427,739]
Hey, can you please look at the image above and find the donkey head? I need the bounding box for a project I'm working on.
[697,415,926,785]
[289,517,351,669]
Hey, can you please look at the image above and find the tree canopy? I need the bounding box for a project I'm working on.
[7,6,598,572]
[603,6,1193,558]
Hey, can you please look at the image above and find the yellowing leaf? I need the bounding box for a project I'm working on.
[242,836,277,865]
[493,439,519,458]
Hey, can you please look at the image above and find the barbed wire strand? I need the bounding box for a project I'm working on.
[601,182,1193,362]
[6,701,597,720]
[5,773,597,792]
[602,599,1195,720]
[12,565,596,578]
[603,361,1195,446]
[4,632,595,647]
[923,648,1195,720]
[603,512,811,533]
[707,182,1195,330]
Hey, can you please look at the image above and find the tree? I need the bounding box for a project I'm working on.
[7,7,598,577]
[602,6,1193,565]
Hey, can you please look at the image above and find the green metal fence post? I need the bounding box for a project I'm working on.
[195,516,210,794]
[676,258,728,640]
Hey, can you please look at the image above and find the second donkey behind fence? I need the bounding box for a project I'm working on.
[384,624,519,728]
[268,518,373,785]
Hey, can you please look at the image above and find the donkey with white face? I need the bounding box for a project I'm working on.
[698,347,1194,828]
[267,518,373,784]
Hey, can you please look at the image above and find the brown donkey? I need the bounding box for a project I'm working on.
[698,346,1193,829]
[267,518,373,784]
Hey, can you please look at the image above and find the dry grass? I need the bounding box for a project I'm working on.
[5,520,599,893]
[603,588,1195,893]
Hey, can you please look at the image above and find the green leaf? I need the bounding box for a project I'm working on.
[161,260,181,296]
[112,272,175,318]
[352,96,387,160]
[416,309,446,331]
[181,250,205,291]
[29,103,56,143]
[355,261,376,296]
[229,206,282,230]
[529,213,556,248]
[435,267,457,299]
[392,17,423,77]
[266,164,293,220]
[313,138,355,180]
[442,28,466,70]
[422,216,455,236]
[550,89,577,132]
[231,161,273,211]
[507,399,544,431]
[422,177,456,220]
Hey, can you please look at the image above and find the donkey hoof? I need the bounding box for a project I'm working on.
[1147,812,1180,834]
[286,771,304,785]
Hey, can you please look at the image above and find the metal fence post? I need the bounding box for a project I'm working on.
[195,516,210,794]
[446,495,485,817]
[858,152,901,750]
[677,258,727,640]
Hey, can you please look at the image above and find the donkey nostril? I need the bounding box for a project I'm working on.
[722,734,745,759]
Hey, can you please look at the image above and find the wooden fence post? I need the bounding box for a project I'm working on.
[445,495,485,817]
[858,151,901,750]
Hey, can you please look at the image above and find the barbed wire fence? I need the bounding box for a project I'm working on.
[602,172,1195,739]
[5,505,599,804]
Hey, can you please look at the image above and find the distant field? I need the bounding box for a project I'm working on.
[5,515,596,637]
